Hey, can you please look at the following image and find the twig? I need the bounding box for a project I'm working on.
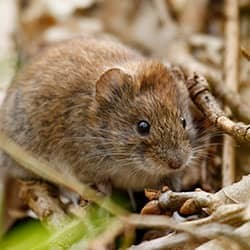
[85,214,239,250]
[125,212,242,235]
[167,40,250,123]
[222,132,235,186]
[18,181,69,231]
[183,204,247,227]
[186,73,250,143]
[129,232,190,250]
[140,176,250,229]
[197,221,250,250]
[222,0,239,186]
[158,175,250,214]
[212,83,250,123]
[127,214,195,233]
[188,35,250,124]
[140,175,250,227]
[129,223,249,250]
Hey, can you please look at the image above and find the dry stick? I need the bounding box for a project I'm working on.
[131,182,250,250]
[222,132,235,186]
[212,83,250,124]
[138,181,250,250]
[168,41,250,123]
[129,232,191,250]
[222,0,240,187]
[189,58,250,123]
[197,221,250,250]
[158,175,250,211]
[186,73,250,143]
[18,181,70,231]
[186,37,249,124]
[85,211,244,250]
[129,223,250,250]
[127,213,238,237]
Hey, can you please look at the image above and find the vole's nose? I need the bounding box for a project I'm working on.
[168,157,183,169]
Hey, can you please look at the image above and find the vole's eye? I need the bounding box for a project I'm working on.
[180,117,186,128]
[137,120,150,135]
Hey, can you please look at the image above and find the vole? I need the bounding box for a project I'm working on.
[0,37,203,192]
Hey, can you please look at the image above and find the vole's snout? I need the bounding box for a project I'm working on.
[168,157,183,169]
[165,149,191,170]
[152,144,191,172]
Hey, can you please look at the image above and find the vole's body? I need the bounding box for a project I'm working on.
[0,37,198,191]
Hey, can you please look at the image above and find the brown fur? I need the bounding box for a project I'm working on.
[0,37,199,191]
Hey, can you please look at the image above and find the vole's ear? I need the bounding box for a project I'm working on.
[95,68,133,102]
[170,66,188,95]
[170,66,190,106]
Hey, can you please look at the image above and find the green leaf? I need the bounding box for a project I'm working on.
[0,205,114,250]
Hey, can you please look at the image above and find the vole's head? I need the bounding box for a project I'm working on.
[91,61,196,190]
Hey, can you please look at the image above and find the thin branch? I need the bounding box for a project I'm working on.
[158,175,250,214]
[186,73,250,143]
[222,0,240,187]
[18,181,69,231]
[224,0,239,93]
[129,232,190,250]
[212,83,250,124]
[222,133,235,186]
[129,223,250,250]
[196,221,250,250]
[167,40,250,123]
